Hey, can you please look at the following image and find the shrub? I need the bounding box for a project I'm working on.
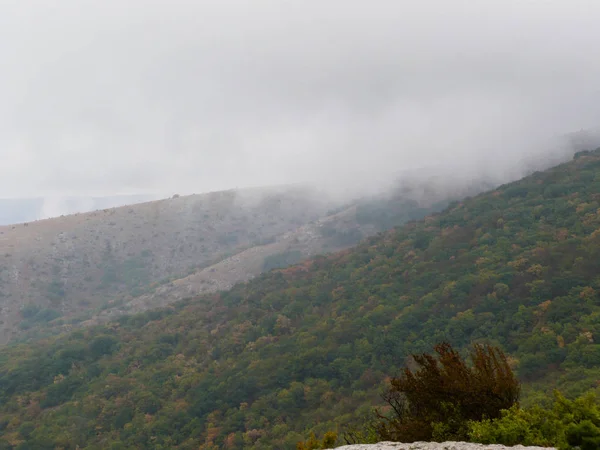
[373,342,520,442]
[297,431,337,449]
[263,250,303,271]
[469,391,600,450]
[20,303,41,318]
[89,335,119,359]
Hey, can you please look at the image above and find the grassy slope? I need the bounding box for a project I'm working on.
[3,150,600,448]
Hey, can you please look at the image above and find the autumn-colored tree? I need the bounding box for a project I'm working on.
[374,342,520,442]
[297,431,337,450]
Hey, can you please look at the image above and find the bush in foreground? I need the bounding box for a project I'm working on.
[297,431,338,449]
[371,342,520,442]
[469,390,600,450]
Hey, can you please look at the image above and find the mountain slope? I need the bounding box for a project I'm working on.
[1,130,595,345]
[0,186,341,344]
[0,195,160,226]
[3,149,600,448]
[1,174,492,345]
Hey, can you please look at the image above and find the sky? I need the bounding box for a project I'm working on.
[1,0,600,200]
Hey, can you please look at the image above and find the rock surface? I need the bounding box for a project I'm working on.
[335,443,555,450]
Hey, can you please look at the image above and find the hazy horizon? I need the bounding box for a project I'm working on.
[2,1,600,201]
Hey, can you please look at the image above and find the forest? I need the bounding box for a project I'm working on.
[3,149,600,448]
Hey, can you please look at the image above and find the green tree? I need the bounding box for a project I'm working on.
[469,391,600,449]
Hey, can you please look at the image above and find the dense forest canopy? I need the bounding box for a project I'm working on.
[3,149,600,448]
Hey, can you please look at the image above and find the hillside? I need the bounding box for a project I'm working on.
[2,149,600,448]
[0,195,159,226]
[0,175,491,345]
[0,186,339,344]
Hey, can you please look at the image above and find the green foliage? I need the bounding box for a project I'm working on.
[46,280,66,302]
[318,225,364,247]
[342,412,380,445]
[20,303,41,319]
[18,305,62,330]
[296,431,338,449]
[89,335,118,358]
[263,250,303,271]
[469,391,600,449]
[355,196,452,231]
[373,343,520,442]
[41,375,84,408]
[99,251,152,296]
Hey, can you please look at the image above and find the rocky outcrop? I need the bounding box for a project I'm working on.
[335,443,555,450]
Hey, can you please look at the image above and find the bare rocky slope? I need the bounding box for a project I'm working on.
[88,204,374,323]
[0,186,339,344]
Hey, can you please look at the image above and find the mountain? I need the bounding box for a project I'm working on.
[0,186,341,345]
[0,130,593,346]
[2,148,600,448]
[0,174,494,346]
[0,195,160,226]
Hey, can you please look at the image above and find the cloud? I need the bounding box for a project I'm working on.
[1,0,600,199]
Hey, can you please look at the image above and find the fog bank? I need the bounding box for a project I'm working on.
[1,0,599,202]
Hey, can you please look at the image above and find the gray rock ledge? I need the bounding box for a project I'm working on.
[335,442,555,450]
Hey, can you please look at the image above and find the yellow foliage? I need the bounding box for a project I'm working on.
[297,431,338,449]
[404,250,417,260]
[508,258,528,271]
[580,331,594,343]
[475,257,489,266]
[539,300,552,311]
[442,281,456,297]
[224,433,237,448]
[580,286,596,300]
[576,202,590,213]
[331,286,345,300]
[527,264,544,277]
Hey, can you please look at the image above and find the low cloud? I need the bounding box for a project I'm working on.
[1,0,599,201]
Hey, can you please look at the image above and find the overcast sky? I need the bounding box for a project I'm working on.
[1,0,600,199]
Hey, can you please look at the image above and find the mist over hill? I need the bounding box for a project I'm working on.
[0,185,342,344]
[3,1,600,448]
[0,169,495,346]
[1,130,598,345]
[0,194,160,226]
[2,124,594,228]
[3,146,600,448]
